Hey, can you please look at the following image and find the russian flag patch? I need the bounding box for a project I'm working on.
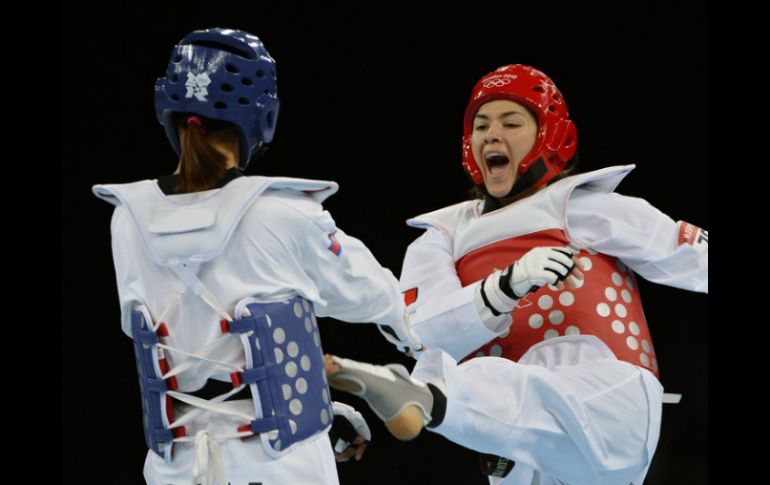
[327,233,342,256]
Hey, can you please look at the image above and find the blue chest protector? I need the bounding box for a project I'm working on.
[227,295,333,456]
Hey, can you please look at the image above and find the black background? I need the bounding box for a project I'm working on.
[63,2,708,484]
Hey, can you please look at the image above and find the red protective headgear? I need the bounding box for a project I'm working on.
[461,65,577,191]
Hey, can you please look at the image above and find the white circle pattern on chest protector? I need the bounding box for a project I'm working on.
[289,398,303,415]
[538,295,554,310]
[579,257,592,271]
[282,384,292,400]
[274,347,284,364]
[605,287,617,301]
[639,353,650,367]
[559,291,575,306]
[641,339,651,353]
[621,289,632,303]
[628,321,640,335]
[565,325,580,335]
[322,388,329,404]
[285,361,298,378]
[529,313,544,329]
[320,408,329,425]
[625,275,635,289]
[611,272,623,286]
[626,336,639,350]
[273,327,286,344]
[293,302,303,318]
[614,304,627,318]
[304,317,312,333]
[296,377,308,394]
[490,344,503,356]
[596,303,611,317]
[300,355,311,371]
[549,310,564,325]
[612,320,625,334]
[302,300,310,313]
[544,329,559,340]
[287,341,299,358]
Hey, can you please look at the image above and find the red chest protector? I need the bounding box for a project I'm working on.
[456,228,659,377]
[408,166,659,377]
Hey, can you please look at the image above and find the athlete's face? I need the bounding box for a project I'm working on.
[471,99,538,198]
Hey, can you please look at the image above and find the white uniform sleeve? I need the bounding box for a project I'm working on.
[566,189,708,293]
[400,227,507,361]
[109,206,143,336]
[278,195,406,328]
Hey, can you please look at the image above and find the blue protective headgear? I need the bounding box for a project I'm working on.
[154,28,279,170]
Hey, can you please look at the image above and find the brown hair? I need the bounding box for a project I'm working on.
[175,115,240,193]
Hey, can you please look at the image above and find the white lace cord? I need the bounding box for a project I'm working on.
[167,384,253,429]
[190,430,226,485]
[199,287,233,323]
[167,389,255,423]
[157,336,242,380]
[150,293,183,333]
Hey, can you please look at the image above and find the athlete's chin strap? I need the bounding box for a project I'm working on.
[480,158,549,215]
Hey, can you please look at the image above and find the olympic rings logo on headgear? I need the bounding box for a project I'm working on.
[483,78,511,88]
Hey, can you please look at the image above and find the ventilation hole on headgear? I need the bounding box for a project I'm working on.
[256,69,265,78]
[221,83,234,92]
[170,74,178,83]
[267,111,275,128]
[172,54,183,63]
[238,97,249,105]
[225,64,239,74]
[547,105,557,113]
[533,86,545,93]
[241,78,254,86]
[214,102,228,110]
[553,93,562,102]
[548,156,555,163]
[170,94,179,102]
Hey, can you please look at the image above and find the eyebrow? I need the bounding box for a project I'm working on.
[474,111,528,120]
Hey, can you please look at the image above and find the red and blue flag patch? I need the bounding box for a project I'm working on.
[327,233,342,256]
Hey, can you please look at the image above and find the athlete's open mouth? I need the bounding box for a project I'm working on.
[485,152,510,176]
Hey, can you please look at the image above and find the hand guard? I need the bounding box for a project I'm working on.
[377,313,424,354]
[506,246,576,298]
[329,401,371,459]
[480,246,577,315]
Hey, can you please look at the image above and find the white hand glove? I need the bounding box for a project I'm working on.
[377,313,424,354]
[508,246,577,297]
[480,246,579,315]
[330,401,371,462]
